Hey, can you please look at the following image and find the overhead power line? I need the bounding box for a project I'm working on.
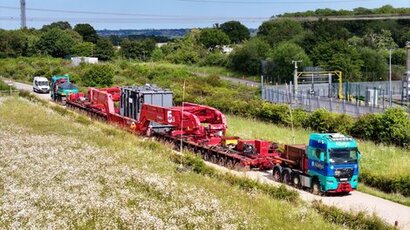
[0,16,268,23]
[177,0,374,4]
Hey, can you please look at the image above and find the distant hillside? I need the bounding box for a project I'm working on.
[97,29,190,39]
[98,28,258,39]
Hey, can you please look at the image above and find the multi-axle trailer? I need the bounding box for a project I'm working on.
[66,84,361,194]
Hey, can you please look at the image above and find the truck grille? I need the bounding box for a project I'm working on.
[334,168,353,181]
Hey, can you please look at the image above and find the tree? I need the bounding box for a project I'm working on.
[268,42,311,83]
[71,42,95,57]
[162,29,204,64]
[359,48,388,81]
[311,40,363,81]
[74,24,98,43]
[257,19,304,46]
[36,28,79,57]
[121,38,156,60]
[228,38,270,75]
[364,29,398,50]
[94,38,115,61]
[220,21,250,44]
[0,30,28,58]
[82,65,114,87]
[199,28,230,49]
[41,21,72,31]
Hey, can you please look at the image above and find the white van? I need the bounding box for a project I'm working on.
[33,76,50,93]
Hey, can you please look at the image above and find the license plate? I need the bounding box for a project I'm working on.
[340,178,348,181]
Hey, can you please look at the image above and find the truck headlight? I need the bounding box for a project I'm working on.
[335,170,341,177]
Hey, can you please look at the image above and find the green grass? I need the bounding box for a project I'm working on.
[0,96,345,229]
[358,184,410,206]
[226,115,410,205]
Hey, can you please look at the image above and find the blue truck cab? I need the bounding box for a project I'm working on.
[307,133,361,194]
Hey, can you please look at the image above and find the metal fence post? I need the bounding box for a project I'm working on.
[329,97,333,112]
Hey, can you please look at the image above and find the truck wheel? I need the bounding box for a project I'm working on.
[292,173,301,188]
[311,179,321,195]
[282,170,291,185]
[273,168,281,182]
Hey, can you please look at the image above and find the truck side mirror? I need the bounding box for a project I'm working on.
[320,152,325,161]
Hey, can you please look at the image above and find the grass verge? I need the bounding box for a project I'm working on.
[0,94,394,229]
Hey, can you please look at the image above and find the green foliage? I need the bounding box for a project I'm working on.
[358,48,388,81]
[268,41,311,83]
[71,42,95,57]
[199,28,230,49]
[361,172,410,197]
[41,21,72,31]
[228,38,270,75]
[73,23,98,43]
[219,21,250,44]
[311,40,363,81]
[162,30,204,64]
[199,52,227,67]
[82,64,114,87]
[94,38,115,61]
[351,108,410,148]
[0,30,28,58]
[257,19,304,46]
[121,38,156,60]
[312,200,394,230]
[36,28,79,58]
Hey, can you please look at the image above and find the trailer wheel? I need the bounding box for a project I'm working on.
[233,162,244,171]
[210,155,217,164]
[311,179,321,195]
[204,152,210,161]
[282,170,291,185]
[273,168,281,182]
[226,159,234,169]
[218,157,225,166]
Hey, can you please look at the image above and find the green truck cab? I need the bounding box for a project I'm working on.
[50,75,78,103]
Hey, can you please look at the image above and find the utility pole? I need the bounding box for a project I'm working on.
[292,60,302,95]
[20,0,26,29]
[389,49,393,106]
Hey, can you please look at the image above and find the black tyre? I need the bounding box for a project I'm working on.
[226,159,234,169]
[282,170,291,185]
[273,168,281,182]
[292,173,301,188]
[233,162,244,171]
[210,155,217,164]
[311,179,321,195]
[218,157,225,166]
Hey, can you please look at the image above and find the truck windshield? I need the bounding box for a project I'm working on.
[37,81,48,86]
[329,148,358,164]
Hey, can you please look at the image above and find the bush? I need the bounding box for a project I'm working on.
[82,64,114,87]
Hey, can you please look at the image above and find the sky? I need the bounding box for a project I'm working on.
[0,0,409,30]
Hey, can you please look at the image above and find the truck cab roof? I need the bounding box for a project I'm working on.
[309,133,357,149]
[33,76,48,82]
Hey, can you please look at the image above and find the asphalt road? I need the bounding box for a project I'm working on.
[8,80,51,101]
[9,80,410,229]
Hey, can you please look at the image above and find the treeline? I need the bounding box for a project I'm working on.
[278,4,410,17]
[1,5,410,83]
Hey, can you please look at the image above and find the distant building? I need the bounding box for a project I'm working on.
[156,43,168,48]
[71,57,99,66]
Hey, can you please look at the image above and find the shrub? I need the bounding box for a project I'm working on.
[82,64,114,87]
[306,109,336,133]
